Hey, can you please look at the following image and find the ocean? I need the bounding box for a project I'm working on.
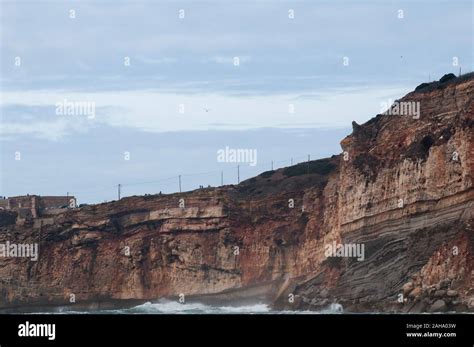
[35,301,345,314]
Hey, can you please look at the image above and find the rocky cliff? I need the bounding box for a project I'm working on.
[1,73,473,312]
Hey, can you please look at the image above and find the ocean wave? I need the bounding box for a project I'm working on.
[28,301,344,314]
[104,301,272,314]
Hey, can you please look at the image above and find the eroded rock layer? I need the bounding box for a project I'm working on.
[1,73,473,312]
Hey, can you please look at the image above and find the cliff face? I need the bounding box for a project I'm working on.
[1,73,473,312]
[289,73,474,312]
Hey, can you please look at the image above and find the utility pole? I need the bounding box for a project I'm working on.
[237,165,240,184]
[307,154,310,174]
[271,161,274,170]
[66,191,69,208]
[291,157,293,165]
[179,175,182,193]
[221,171,223,186]
[118,184,121,200]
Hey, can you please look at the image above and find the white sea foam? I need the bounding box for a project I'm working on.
[108,301,272,314]
[29,301,344,314]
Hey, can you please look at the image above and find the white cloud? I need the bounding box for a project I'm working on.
[0,85,411,140]
[0,118,90,141]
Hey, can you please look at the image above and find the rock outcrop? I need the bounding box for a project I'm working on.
[0,73,473,312]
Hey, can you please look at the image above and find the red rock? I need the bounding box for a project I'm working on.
[0,73,473,312]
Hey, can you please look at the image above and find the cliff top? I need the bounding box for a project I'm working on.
[340,72,474,174]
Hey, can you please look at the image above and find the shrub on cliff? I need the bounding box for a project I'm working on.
[283,158,336,177]
[439,73,456,83]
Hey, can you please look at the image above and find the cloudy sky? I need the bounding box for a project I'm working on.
[0,0,472,203]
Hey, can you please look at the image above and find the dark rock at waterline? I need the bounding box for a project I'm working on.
[429,300,447,313]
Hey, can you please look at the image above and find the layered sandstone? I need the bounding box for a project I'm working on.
[0,73,472,312]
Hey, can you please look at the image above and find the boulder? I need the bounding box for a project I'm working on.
[408,300,428,313]
[468,298,474,310]
[408,287,422,299]
[402,282,414,295]
[446,290,458,297]
[429,299,447,312]
[439,279,450,289]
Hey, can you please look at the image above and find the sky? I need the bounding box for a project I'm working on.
[0,0,472,203]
